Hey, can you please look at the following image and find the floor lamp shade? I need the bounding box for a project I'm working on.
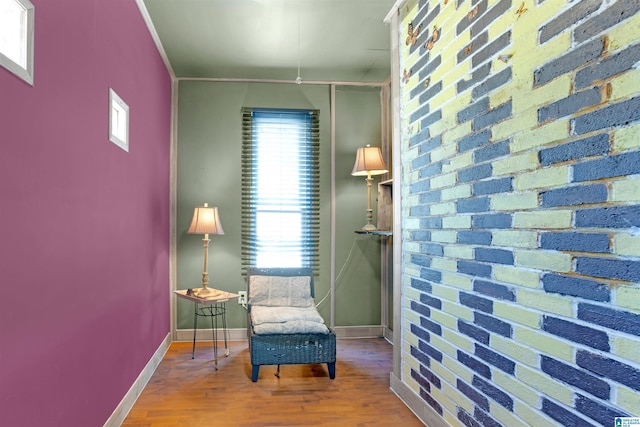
[351,145,388,231]
[187,203,224,296]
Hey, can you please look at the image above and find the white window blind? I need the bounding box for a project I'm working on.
[241,108,320,276]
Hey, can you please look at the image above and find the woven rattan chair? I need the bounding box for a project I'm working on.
[246,267,336,382]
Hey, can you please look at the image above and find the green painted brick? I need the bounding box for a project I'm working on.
[492,192,539,212]
[442,357,474,388]
[493,151,539,176]
[444,152,473,172]
[611,68,640,102]
[444,245,474,259]
[514,210,572,229]
[492,334,539,367]
[512,121,569,153]
[617,386,640,415]
[517,365,573,406]
[514,165,570,191]
[514,400,558,427]
[494,300,541,328]
[513,73,571,116]
[613,335,640,365]
[434,357,463,387]
[442,214,471,229]
[517,289,573,317]
[432,283,458,302]
[443,328,473,353]
[492,110,538,141]
[515,249,572,272]
[432,257,458,272]
[611,176,640,202]
[431,201,456,216]
[441,271,473,290]
[431,230,457,243]
[516,326,573,362]
[494,265,540,288]
[493,370,540,406]
[440,300,473,322]
[613,233,640,257]
[431,172,457,189]
[615,286,640,313]
[441,184,471,201]
[493,230,538,249]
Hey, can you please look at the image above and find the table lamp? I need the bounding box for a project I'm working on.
[351,145,388,231]
[187,203,225,297]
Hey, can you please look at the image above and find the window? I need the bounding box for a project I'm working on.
[241,108,320,276]
[109,88,129,152]
[0,0,34,85]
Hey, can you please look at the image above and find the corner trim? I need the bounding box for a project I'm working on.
[103,333,171,427]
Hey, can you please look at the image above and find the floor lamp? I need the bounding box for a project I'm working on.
[351,145,388,231]
[187,203,225,297]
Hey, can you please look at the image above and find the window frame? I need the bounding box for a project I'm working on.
[0,0,35,85]
[240,107,320,277]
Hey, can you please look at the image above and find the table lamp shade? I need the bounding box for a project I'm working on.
[351,145,388,176]
[187,204,224,235]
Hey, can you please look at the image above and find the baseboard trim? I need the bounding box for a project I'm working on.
[174,325,385,342]
[390,373,450,427]
[104,333,171,427]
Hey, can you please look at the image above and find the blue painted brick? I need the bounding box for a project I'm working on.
[420,217,442,229]
[411,254,432,267]
[458,319,490,345]
[458,260,492,278]
[538,86,601,122]
[472,16,510,55]
[411,300,432,318]
[474,140,510,163]
[421,109,442,130]
[410,277,432,293]
[573,150,640,181]
[542,273,610,302]
[459,163,492,183]
[472,67,512,100]
[420,388,444,416]
[421,317,443,335]
[542,398,598,427]
[474,279,515,301]
[411,230,432,242]
[419,161,442,178]
[473,408,502,427]
[469,0,511,38]
[457,97,490,123]
[421,243,444,256]
[542,316,610,351]
[419,340,444,362]
[541,355,610,399]
[460,292,493,313]
[458,409,483,427]
[575,394,631,426]
[420,190,441,203]
[575,0,640,43]
[420,267,443,283]
[420,365,442,389]
[418,134,442,154]
[411,205,431,217]
[578,303,640,337]
[577,350,640,392]
[411,368,432,393]
[541,184,608,207]
[472,177,512,195]
[458,129,491,153]
[458,230,492,245]
[456,0,488,35]
[457,63,492,94]
[420,293,443,309]
[539,133,609,166]
[575,205,640,228]
[418,80,443,105]
[473,100,512,131]
[475,344,515,375]
[457,379,490,411]
[540,231,610,253]
[410,179,431,194]
[573,97,640,135]
[472,213,512,229]
[475,247,514,265]
[411,345,432,367]
[576,42,640,89]
[474,312,512,337]
[534,38,604,87]
[457,31,489,64]
[412,153,431,169]
[416,51,441,83]
[457,197,490,213]
[539,0,602,44]
[575,256,640,282]
[411,322,432,342]
[472,375,514,411]
[410,101,431,124]
[409,129,430,148]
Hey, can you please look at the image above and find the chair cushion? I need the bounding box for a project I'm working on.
[249,275,313,307]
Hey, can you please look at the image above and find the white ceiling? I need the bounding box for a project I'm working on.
[142,0,397,83]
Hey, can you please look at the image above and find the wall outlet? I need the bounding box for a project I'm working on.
[238,291,247,306]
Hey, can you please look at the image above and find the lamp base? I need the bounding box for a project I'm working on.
[361,223,378,232]
[195,286,223,298]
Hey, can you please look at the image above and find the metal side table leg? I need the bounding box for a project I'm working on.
[192,301,198,359]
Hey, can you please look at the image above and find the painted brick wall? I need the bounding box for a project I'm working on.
[398,0,640,425]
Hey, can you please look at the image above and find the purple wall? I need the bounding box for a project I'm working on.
[0,0,171,425]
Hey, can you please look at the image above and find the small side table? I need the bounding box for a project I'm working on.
[174,288,238,370]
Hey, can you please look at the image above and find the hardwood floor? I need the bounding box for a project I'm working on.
[122,338,425,426]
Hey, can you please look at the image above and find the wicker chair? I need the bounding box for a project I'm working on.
[246,267,336,382]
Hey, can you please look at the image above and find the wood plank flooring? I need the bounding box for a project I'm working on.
[122,338,425,426]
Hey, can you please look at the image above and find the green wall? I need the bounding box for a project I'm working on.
[176,81,384,330]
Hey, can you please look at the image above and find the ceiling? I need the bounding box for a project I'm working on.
[142,0,397,83]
